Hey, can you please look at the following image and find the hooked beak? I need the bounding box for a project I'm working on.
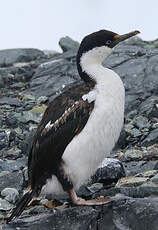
[110,30,140,48]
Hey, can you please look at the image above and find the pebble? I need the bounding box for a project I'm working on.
[0,198,14,211]
[116,176,148,187]
[1,187,19,204]
[124,149,143,160]
[150,173,158,183]
[22,94,36,102]
[133,116,150,129]
[10,82,25,89]
[5,147,22,158]
[136,170,158,178]
[87,183,103,193]
[36,96,48,104]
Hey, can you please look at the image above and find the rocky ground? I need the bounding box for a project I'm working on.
[0,35,158,229]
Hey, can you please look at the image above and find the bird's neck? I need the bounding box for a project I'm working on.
[78,46,114,84]
[80,60,115,86]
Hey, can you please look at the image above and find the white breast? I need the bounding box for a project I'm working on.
[62,68,125,190]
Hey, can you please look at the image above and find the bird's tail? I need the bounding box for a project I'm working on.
[6,190,34,223]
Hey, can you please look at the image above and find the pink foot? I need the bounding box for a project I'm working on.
[68,188,112,206]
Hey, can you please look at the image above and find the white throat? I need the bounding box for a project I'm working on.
[80,46,113,82]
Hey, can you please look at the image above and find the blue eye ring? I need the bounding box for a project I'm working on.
[106,40,112,45]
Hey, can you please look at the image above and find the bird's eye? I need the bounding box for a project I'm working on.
[106,40,112,45]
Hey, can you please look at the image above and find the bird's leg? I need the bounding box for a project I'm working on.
[68,188,112,206]
[56,161,112,206]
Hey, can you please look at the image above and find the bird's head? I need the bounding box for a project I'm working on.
[77,29,140,83]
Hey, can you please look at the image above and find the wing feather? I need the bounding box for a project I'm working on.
[28,83,95,191]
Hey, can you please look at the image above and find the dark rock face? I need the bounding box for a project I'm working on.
[0,36,158,229]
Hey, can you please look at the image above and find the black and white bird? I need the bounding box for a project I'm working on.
[7,29,140,222]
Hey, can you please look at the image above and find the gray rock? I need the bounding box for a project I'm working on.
[0,130,8,150]
[0,48,45,66]
[139,96,158,119]
[87,183,103,194]
[0,157,27,172]
[142,144,158,160]
[2,197,158,230]
[94,186,158,199]
[22,94,35,102]
[123,160,158,176]
[116,176,148,187]
[0,171,23,192]
[140,181,157,187]
[5,114,18,128]
[0,97,21,107]
[1,148,21,159]
[43,50,60,58]
[28,55,78,101]
[142,128,158,146]
[22,205,50,217]
[0,75,5,88]
[0,73,14,89]
[22,167,28,182]
[1,188,19,204]
[14,105,47,124]
[136,170,158,178]
[124,149,143,160]
[133,115,150,129]
[124,123,134,137]
[36,96,48,104]
[151,173,158,183]
[10,82,25,89]
[0,198,14,211]
[19,130,35,156]
[59,36,79,52]
[92,158,125,184]
[0,171,10,177]
[129,128,142,138]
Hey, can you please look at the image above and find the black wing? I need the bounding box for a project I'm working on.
[28,82,94,192]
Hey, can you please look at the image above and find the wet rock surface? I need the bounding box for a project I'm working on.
[0,36,158,229]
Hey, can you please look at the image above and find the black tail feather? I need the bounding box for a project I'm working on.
[6,190,34,223]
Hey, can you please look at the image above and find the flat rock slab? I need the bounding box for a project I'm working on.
[1,197,158,230]
[116,176,148,187]
[0,49,45,66]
